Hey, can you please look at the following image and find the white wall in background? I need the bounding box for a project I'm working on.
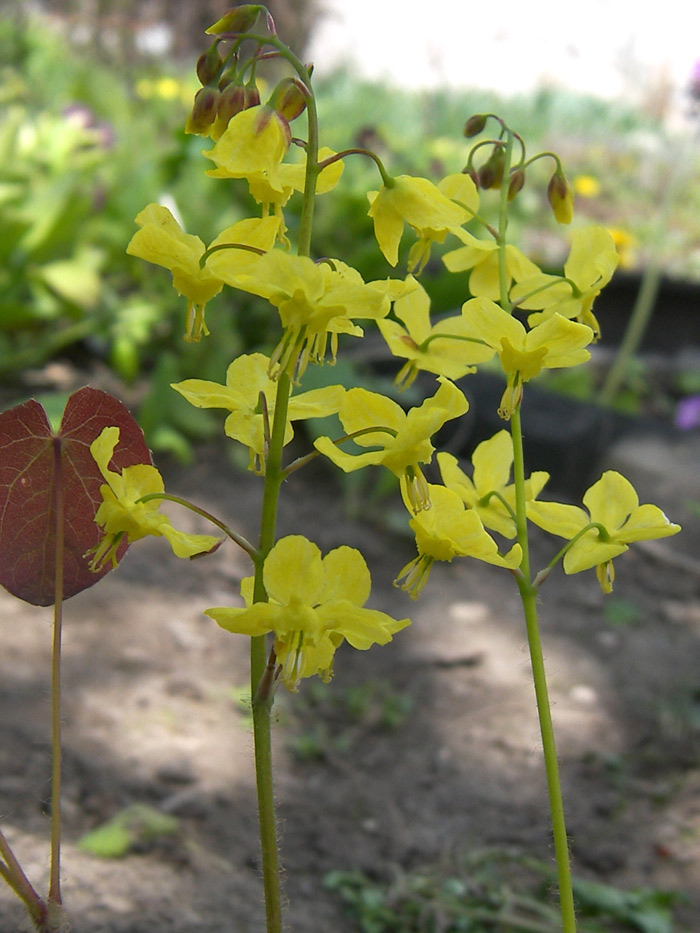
[307,0,698,120]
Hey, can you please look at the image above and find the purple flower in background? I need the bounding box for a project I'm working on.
[675,395,700,430]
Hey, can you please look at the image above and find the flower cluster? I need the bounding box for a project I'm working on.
[87,12,680,694]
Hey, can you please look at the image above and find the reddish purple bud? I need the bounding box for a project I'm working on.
[269,77,307,123]
[507,168,526,201]
[196,43,224,86]
[244,85,261,108]
[186,86,220,134]
[217,83,247,122]
[478,147,505,189]
[464,113,488,137]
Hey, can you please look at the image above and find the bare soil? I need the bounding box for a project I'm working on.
[1,378,699,933]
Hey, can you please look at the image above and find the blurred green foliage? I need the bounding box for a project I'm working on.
[2,11,697,455]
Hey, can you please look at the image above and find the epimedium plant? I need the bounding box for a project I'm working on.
[0,5,683,933]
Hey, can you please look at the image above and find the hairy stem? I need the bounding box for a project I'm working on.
[510,410,577,933]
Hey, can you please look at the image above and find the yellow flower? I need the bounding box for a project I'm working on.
[407,173,480,273]
[438,430,548,538]
[377,277,495,388]
[395,483,522,599]
[207,146,344,243]
[171,353,345,473]
[510,226,619,337]
[206,535,410,691]
[86,427,220,571]
[127,204,279,340]
[203,104,290,192]
[527,471,680,592]
[367,174,471,267]
[460,299,594,418]
[232,251,391,377]
[314,377,469,512]
[443,232,540,300]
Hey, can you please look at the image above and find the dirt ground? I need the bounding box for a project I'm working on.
[1,376,699,932]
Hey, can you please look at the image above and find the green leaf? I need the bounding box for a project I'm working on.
[35,249,103,308]
[78,804,180,859]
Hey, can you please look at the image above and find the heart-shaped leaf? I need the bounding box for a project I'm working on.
[0,387,152,606]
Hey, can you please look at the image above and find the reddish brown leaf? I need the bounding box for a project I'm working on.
[0,387,152,606]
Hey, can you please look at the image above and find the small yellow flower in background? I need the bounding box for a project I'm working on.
[314,377,469,513]
[510,226,619,338]
[206,535,410,691]
[573,175,601,198]
[377,276,495,387]
[172,353,345,474]
[126,204,279,341]
[86,427,221,571]
[605,226,638,270]
[459,299,594,418]
[443,232,540,300]
[438,431,549,538]
[204,104,290,192]
[527,470,681,593]
[395,483,522,599]
[134,76,187,102]
[367,174,471,267]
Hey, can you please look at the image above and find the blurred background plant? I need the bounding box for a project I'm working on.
[1,0,698,456]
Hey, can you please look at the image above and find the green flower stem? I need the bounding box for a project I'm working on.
[317,147,394,188]
[242,33,325,928]
[533,522,610,587]
[497,132,514,314]
[136,492,257,559]
[510,409,577,933]
[248,368,293,933]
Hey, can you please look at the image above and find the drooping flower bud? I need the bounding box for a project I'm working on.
[186,86,220,135]
[547,169,574,224]
[217,83,247,123]
[464,113,488,138]
[196,42,224,86]
[269,77,307,123]
[244,85,261,109]
[206,5,263,36]
[507,168,525,201]
[478,147,505,189]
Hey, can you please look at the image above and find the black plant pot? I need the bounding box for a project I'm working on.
[450,370,626,500]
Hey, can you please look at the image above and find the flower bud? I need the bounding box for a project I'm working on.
[244,85,261,108]
[206,5,263,36]
[217,82,247,123]
[478,147,505,189]
[269,77,307,123]
[196,42,224,86]
[464,113,488,137]
[185,86,220,135]
[507,168,525,201]
[547,170,574,224]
